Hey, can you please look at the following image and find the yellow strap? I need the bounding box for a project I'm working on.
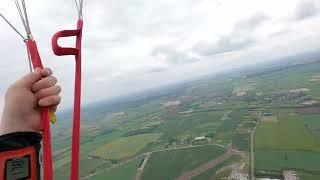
[49,111,57,124]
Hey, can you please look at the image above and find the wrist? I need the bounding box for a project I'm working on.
[0,114,34,136]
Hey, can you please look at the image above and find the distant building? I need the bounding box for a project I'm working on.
[194,136,206,141]
[283,170,298,180]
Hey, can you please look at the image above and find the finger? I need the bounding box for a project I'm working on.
[16,68,42,88]
[32,76,57,92]
[38,95,61,107]
[41,68,52,77]
[35,85,61,100]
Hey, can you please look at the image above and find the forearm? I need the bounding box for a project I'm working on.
[0,132,42,180]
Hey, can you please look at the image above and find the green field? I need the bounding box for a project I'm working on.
[155,111,226,141]
[255,150,320,172]
[217,110,248,133]
[89,133,162,160]
[255,115,320,151]
[299,171,320,180]
[52,60,320,179]
[214,169,233,180]
[88,157,144,180]
[302,115,320,131]
[141,145,227,180]
[232,134,250,151]
[192,155,242,180]
[54,157,113,179]
[254,112,320,178]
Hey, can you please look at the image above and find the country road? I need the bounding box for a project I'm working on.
[250,112,262,180]
[135,152,151,180]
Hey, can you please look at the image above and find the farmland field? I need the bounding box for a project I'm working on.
[89,133,162,160]
[88,156,144,180]
[192,155,242,180]
[255,150,320,172]
[254,112,320,178]
[141,145,227,180]
[255,115,320,151]
[54,158,113,179]
[52,58,320,179]
[302,115,320,131]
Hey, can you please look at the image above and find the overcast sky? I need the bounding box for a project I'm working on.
[0,0,320,113]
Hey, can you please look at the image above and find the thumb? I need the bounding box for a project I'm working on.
[16,68,42,88]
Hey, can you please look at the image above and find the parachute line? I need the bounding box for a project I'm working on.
[25,43,33,72]
[74,0,80,16]
[74,0,84,19]
[21,0,32,37]
[80,0,83,18]
[14,0,28,36]
[0,12,26,40]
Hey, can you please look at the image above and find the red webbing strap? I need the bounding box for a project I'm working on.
[26,40,53,180]
[52,19,83,180]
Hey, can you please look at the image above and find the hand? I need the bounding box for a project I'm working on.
[0,68,61,135]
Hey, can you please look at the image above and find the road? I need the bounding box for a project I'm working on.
[250,112,262,180]
[135,152,151,180]
[82,143,226,179]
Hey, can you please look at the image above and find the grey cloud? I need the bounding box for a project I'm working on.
[151,45,199,65]
[145,67,168,73]
[1,0,320,109]
[84,35,128,50]
[268,29,291,38]
[233,12,268,33]
[294,1,318,20]
[193,36,255,56]
[96,0,201,42]
[193,13,267,56]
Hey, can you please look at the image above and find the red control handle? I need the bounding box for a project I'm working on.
[52,20,83,57]
[51,19,83,180]
[25,39,53,180]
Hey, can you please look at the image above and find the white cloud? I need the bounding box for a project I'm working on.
[0,0,320,111]
[294,0,319,20]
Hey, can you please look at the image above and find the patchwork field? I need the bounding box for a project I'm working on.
[88,156,144,180]
[52,59,320,179]
[255,112,320,178]
[255,115,320,151]
[141,145,227,180]
[89,133,162,160]
[255,150,320,172]
[192,155,242,180]
[301,114,320,131]
[53,156,113,179]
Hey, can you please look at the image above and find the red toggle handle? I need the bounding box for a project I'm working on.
[52,30,80,56]
[52,19,83,180]
[52,20,83,56]
[26,39,53,180]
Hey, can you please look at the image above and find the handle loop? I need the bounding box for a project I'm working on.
[52,20,83,56]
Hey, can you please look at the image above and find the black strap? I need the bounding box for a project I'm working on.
[0,132,42,152]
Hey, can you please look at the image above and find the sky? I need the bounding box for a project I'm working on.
[0,0,320,113]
